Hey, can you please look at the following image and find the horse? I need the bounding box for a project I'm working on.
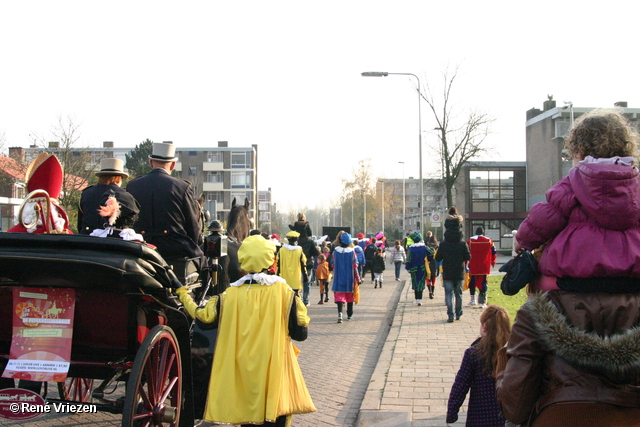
[45,302,63,318]
[226,197,252,244]
[223,198,253,287]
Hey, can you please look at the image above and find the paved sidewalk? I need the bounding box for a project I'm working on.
[357,255,510,426]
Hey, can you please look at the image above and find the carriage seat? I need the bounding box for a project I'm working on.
[0,233,177,291]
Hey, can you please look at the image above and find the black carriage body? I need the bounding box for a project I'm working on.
[0,233,196,425]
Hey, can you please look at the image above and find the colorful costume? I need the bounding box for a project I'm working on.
[9,153,70,234]
[466,232,497,306]
[331,233,360,322]
[405,233,433,305]
[277,232,307,292]
[176,235,315,425]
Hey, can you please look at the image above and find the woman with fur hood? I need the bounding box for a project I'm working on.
[497,109,640,426]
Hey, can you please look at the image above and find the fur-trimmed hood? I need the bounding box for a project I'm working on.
[524,292,640,381]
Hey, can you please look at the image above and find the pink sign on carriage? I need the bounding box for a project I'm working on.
[1,288,75,382]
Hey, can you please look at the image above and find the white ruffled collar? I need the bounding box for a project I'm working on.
[230,272,287,288]
[335,246,354,253]
[282,244,301,251]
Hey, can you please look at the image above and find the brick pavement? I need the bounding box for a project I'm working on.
[358,256,510,427]
[0,257,508,426]
[293,267,405,427]
[0,264,406,427]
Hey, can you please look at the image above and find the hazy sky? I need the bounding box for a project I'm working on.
[1,1,638,212]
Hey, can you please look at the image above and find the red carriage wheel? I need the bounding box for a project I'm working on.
[122,325,182,427]
[57,377,94,402]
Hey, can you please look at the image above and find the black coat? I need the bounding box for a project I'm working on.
[435,240,471,281]
[289,220,312,244]
[127,168,204,262]
[77,184,135,234]
[372,254,386,273]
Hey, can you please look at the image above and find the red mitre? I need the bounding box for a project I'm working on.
[25,153,64,199]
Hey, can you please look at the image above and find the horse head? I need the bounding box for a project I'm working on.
[227,198,252,243]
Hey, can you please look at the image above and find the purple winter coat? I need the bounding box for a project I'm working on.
[517,161,640,279]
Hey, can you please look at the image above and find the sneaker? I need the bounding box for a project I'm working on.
[456,316,461,320]
[417,299,422,306]
[337,318,343,323]
[347,316,353,321]
[318,300,324,305]
[479,303,486,309]
[429,292,434,299]
[468,296,477,306]
[324,297,329,302]
[447,318,454,323]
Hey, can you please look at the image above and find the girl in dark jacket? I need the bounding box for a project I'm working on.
[447,305,511,426]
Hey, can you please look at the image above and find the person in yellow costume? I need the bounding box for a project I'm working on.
[276,231,308,297]
[175,234,316,426]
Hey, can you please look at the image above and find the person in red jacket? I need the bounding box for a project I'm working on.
[466,226,496,308]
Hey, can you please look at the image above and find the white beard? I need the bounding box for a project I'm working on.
[20,201,66,233]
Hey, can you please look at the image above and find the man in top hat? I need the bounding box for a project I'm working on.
[126,141,205,265]
[78,158,139,234]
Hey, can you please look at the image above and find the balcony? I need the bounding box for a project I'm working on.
[203,162,224,171]
[203,182,224,192]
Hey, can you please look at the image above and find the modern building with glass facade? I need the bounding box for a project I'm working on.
[456,161,527,251]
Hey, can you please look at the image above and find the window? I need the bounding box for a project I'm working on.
[189,151,197,156]
[259,202,270,211]
[231,171,251,188]
[231,151,251,168]
[259,212,271,222]
[231,192,249,205]
[206,192,222,202]
[208,171,222,183]
[208,151,223,162]
[188,166,198,176]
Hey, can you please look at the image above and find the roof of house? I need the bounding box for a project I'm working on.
[0,155,88,191]
[0,156,25,180]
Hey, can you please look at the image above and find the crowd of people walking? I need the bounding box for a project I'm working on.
[7,109,640,426]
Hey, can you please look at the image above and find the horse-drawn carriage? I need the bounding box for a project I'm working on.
[0,232,214,426]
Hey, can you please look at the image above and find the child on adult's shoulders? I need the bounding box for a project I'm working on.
[444,206,464,241]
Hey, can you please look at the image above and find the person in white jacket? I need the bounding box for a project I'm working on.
[390,240,406,281]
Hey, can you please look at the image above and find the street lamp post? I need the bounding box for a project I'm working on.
[362,71,423,236]
[398,161,405,235]
[362,189,367,236]
[379,180,385,235]
[351,190,354,233]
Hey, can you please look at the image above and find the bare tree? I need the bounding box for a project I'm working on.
[340,159,376,235]
[31,115,96,232]
[422,65,494,208]
[0,130,6,156]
